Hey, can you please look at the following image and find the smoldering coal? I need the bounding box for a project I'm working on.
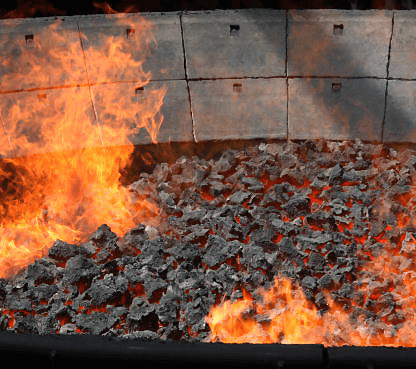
[1,139,416,343]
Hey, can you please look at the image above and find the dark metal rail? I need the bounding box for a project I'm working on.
[1,331,416,369]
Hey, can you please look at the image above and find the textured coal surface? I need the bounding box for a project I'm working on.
[1,139,416,342]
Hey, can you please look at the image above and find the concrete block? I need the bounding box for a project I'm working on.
[0,87,100,157]
[189,78,287,142]
[0,17,87,92]
[384,80,416,143]
[288,9,392,78]
[389,10,416,79]
[288,77,386,141]
[77,12,184,83]
[182,9,286,79]
[91,79,193,146]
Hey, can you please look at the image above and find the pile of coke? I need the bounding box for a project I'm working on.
[1,139,416,343]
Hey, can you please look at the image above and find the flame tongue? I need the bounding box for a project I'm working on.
[0,12,165,279]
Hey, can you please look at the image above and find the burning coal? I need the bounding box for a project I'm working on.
[1,138,416,346]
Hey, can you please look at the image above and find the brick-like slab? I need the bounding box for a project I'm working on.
[190,78,287,141]
[91,80,193,146]
[0,87,100,157]
[182,9,286,79]
[77,12,184,83]
[0,17,87,92]
[288,77,386,141]
[389,10,416,80]
[288,9,392,78]
[384,80,416,143]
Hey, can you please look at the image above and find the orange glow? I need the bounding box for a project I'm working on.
[0,13,165,278]
[205,271,416,346]
[205,177,416,347]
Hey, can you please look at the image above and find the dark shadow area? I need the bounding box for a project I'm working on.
[120,138,284,184]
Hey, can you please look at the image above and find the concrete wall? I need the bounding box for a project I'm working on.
[0,9,415,157]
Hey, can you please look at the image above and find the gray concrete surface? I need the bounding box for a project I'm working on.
[77,12,185,82]
[288,77,386,141]
[182,9,286,79]
[190,78,287,141]
[287,10,392,78]
[91,80,193,145]
[389,10,416,80]
[384,79,416,142]
[0,17,86,92]
[1,9,416,156]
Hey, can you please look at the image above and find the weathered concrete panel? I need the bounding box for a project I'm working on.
[389,10,416,79]
[0,87,99,157]
[0,17,87,92]
[77,12,184,83]
[182,9,286,79]
[288,9,392,78]
[91,79,193,146]
[190,78,287,141]
[384,80,416,143]
[288,78,385,141]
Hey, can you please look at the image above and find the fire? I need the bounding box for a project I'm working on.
[205,178,416,347]
[206,277,323,344]
[0,11,166,278]
[205,273,404,346]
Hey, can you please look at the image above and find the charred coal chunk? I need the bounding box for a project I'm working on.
[84,274,128,306]
[327,163,344,184]
[278,237,298,258]
[117,224,149,255]
[307,252,325,271]
[202,235,241,267]
[127,297,159,333]
[241,176,264,192]
[27,283,59,305]
[26,258,61,286]
[157,286,181,324]
[250,228,276,253]
[306,213,338,232]
[181,208,206,226]
[282,194,311,218]
[75,311,120,335]
[227,190,251,205]
[14,313,39,334]
[241,243,268,270]
[296,233,333,251]
[144,278,168,303]
[317,273,335,289]
[91,225,122,263]
[273,183,295,202]
[170,240,200,262]
[63,254,99,285]
[301,276,317,297]
[90,224,117,244]
[211,149,237,173]
[48,239,84,263]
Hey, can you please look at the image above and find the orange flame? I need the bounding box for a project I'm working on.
[206,275,385,346]
[0,11,166,278]
[206,225,416,347]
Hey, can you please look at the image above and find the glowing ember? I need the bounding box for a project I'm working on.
[0,11,165,278]
[203,142,416,346]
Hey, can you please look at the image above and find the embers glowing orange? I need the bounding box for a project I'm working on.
[0,12,165,278]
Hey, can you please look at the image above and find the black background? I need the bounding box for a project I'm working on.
[0,0,413,19]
